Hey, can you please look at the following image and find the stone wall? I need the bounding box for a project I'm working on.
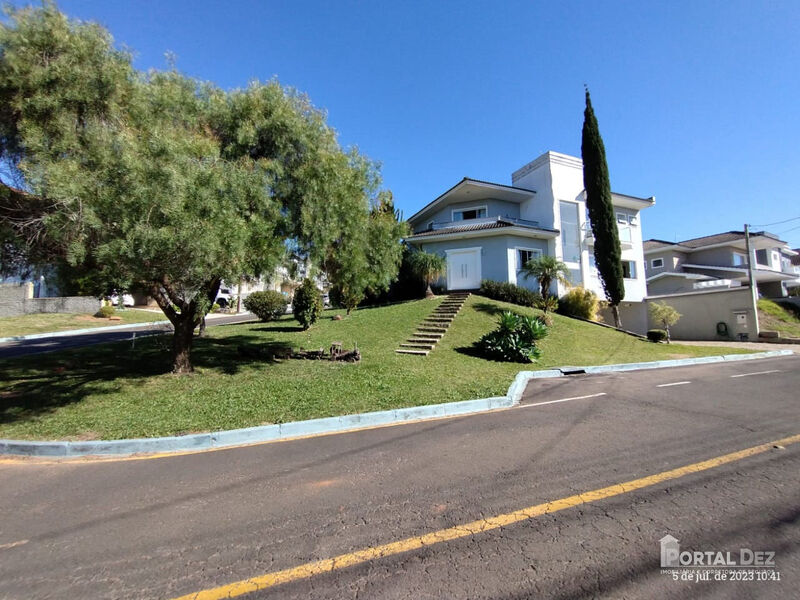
[0,283,100,317]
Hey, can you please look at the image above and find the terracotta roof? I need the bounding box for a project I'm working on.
[407,220,515,238]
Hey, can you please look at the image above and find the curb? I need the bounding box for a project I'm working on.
[0,312,255,344]
[0,320,171,344]
[0,349,793,458]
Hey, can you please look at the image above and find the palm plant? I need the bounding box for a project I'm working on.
[521,255,571,300]
[408,250,446,298]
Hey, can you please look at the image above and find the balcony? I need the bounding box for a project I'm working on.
[583,224,633,249]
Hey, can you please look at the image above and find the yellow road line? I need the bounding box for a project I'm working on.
[170,433,800,600]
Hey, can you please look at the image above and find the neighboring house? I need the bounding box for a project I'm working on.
[405,151,654,301]
[644,231,800,298]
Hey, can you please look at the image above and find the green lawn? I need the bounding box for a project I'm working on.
[0,295,749,441]
[0,309,165,338]
[758,299,800,338]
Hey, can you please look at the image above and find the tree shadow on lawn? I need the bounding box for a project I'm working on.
[0,334,294,429]
[472,301,507,317]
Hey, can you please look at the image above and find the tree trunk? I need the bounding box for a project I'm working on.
[425,283,435,298]
[198,316,207,337]
[611,304,622,329]
[172,317,195,374]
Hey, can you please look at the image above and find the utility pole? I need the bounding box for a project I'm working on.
[744,224,760,338]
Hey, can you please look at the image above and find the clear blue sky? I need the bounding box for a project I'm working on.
[11,0,800,247]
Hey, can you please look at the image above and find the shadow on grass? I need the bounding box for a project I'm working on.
[251,324,306,333]
[472,301,506,317]
[0,333,295,428]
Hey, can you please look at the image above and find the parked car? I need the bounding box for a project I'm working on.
[215,288,234,308]
[110,293,134,307]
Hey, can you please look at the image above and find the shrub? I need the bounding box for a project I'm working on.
[557,287,599,320]
[475,310,548,363]
[293,279,323,330]
[210,302,221,313]
[244,291,288,322]
[478,280,542,307]
[95,305,115,319]
[647,329,668,343]
[535,295,558,314]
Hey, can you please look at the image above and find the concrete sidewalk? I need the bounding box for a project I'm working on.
[678,340,800,352]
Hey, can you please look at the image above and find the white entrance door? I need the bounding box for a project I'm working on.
[446,248,481,290]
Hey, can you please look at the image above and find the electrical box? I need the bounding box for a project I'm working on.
[735,312,748,326]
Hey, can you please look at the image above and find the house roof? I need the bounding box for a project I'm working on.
[405,217,558,242]
[644,230,787,253]
[407,178,536,225]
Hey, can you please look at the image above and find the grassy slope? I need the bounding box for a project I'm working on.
[0,309,164,337]
[0,295,746,440]
[758,299,800,338]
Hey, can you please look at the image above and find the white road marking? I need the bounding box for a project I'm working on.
[0,539,28,550]
[517,392,607,408]
[657,381,691,387]
[730,369,781,378]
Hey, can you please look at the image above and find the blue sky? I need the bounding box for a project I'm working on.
[11,0,800,246]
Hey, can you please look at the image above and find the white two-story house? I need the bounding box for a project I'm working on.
[405,151,654,301]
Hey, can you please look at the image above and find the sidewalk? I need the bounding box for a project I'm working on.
[678,340,799,352]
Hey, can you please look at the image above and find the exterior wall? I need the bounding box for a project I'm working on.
[644,249,688,276]
[0,283,100,318]
[598,301,649,335]
[646,276,697,296]
[414,235,549,292]
[412,198,521,232]
[416,238,507,290]
[691,246,741,267]
[646,287,756,341]
[597,287,757,341]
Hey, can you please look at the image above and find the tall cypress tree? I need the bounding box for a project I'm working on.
[581,88,625,328]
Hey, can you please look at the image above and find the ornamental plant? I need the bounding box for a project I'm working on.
[292,278,323,330]
[243,291,288,322]
[475,311,548,363]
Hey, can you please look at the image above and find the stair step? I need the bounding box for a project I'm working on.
[400,342,435,349]
[410,334,442,340]
[418,326,448,333]
[395,349,429,356]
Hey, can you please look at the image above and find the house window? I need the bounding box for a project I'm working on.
[627,214,638,226]
[560,201,581,263]
[517,248,542,270]
[622,260,637,279]
[616,212,628,224]
[732,252,747,266]
[651,258,664,269]
[452,206,487,221]
[755,249,768,266]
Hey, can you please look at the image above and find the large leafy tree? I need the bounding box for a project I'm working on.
[581,88,625,328]
[0,4,397,372]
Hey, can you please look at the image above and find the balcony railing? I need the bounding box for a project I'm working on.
[583,223,633,248]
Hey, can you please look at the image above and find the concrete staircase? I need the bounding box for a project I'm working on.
[395,292,471,356]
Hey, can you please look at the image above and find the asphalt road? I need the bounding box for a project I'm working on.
[0,313,256,359]
[0,354,798,599]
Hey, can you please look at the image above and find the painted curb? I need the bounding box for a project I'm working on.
[0,349,793,458]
